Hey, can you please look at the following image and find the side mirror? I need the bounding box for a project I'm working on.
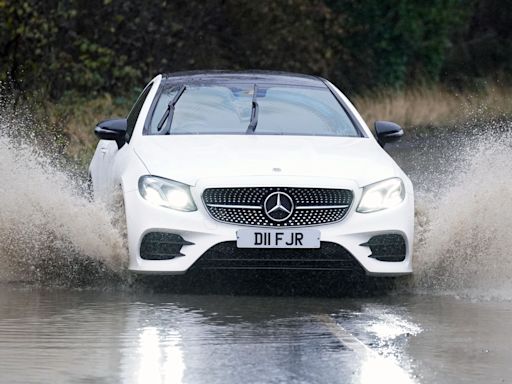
[374,121,404,148]
[94,119,127,149]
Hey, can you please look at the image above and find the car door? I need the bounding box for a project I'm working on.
[90,139,119,201]
[90,82,153,202]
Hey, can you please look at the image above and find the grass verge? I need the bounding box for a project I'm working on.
[353,83,512,130]
[44,94,131,167]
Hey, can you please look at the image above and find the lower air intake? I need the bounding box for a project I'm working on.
[191,242,365,271]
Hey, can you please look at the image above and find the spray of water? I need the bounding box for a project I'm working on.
[412,127,512,300]
[0,101,127,286]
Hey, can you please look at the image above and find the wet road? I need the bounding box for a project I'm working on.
[1,287,511,384]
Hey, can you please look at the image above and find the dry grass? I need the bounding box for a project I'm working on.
[353,83,512,130]
[45,94,130,166]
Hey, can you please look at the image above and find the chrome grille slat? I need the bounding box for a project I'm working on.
[206,204,262,209]
[203,187,353,227]
[296,205,349,210]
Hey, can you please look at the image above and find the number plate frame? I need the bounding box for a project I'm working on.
[236,229,321,249]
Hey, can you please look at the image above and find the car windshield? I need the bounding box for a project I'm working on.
[146,82,360,137]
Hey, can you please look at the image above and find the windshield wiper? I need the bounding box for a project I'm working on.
[246,84,259,134]
[157,85,186,135]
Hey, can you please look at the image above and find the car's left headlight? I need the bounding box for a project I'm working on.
[357,178,405,213]
[138,176,197,211]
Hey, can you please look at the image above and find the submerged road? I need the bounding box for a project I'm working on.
[0,287,511,383]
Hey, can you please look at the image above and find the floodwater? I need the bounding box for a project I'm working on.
[1,288,511,384]
[1,109,512,383]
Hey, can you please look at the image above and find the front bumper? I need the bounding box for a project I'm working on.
[124,176,414,276]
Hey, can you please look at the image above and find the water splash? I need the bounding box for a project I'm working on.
[412,127,512,300]
[0,102,127,286]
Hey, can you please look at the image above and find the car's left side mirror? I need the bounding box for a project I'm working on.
[94,118,127,149]
[374,121,404,148]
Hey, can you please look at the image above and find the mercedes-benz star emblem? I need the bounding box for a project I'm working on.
[263,192,294,222]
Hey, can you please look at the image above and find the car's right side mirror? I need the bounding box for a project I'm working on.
[374,121,404,148]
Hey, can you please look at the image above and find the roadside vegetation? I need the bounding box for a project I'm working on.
[44,94,131,167]
[354,82,512,129]
[2,0,512,167]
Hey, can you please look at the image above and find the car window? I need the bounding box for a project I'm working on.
[126,82,153,142]
[146,83,360,137]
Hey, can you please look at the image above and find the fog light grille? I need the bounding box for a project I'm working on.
[360,234,406,262]
[140,232,194,260]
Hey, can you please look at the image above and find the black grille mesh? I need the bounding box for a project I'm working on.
[203,187,353,227]
[191,241,364,271]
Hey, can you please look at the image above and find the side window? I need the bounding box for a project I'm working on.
[126,83,153,142]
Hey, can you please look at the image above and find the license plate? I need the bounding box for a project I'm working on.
[236,229,320,249]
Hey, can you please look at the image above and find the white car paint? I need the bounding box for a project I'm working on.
[133,135,398,187]
[89,72,414,276]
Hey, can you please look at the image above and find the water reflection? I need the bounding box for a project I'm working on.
[130,327,184,384]
[0,288,424,384]
[357,355,416,384]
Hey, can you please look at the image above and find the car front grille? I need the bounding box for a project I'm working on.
[202,187,353,227]
[191,241,364,271]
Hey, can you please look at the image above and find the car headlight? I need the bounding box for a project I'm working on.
[357,178,405,213]
[138,176,197,211]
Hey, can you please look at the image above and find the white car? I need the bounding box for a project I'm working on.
[89,71,414,276]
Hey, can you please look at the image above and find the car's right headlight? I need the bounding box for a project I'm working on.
[357,178,405,213]
[138,176,197,211]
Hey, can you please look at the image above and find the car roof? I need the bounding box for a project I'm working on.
[161,70,326,87]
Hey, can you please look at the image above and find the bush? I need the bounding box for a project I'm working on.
[1,0,507,98]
